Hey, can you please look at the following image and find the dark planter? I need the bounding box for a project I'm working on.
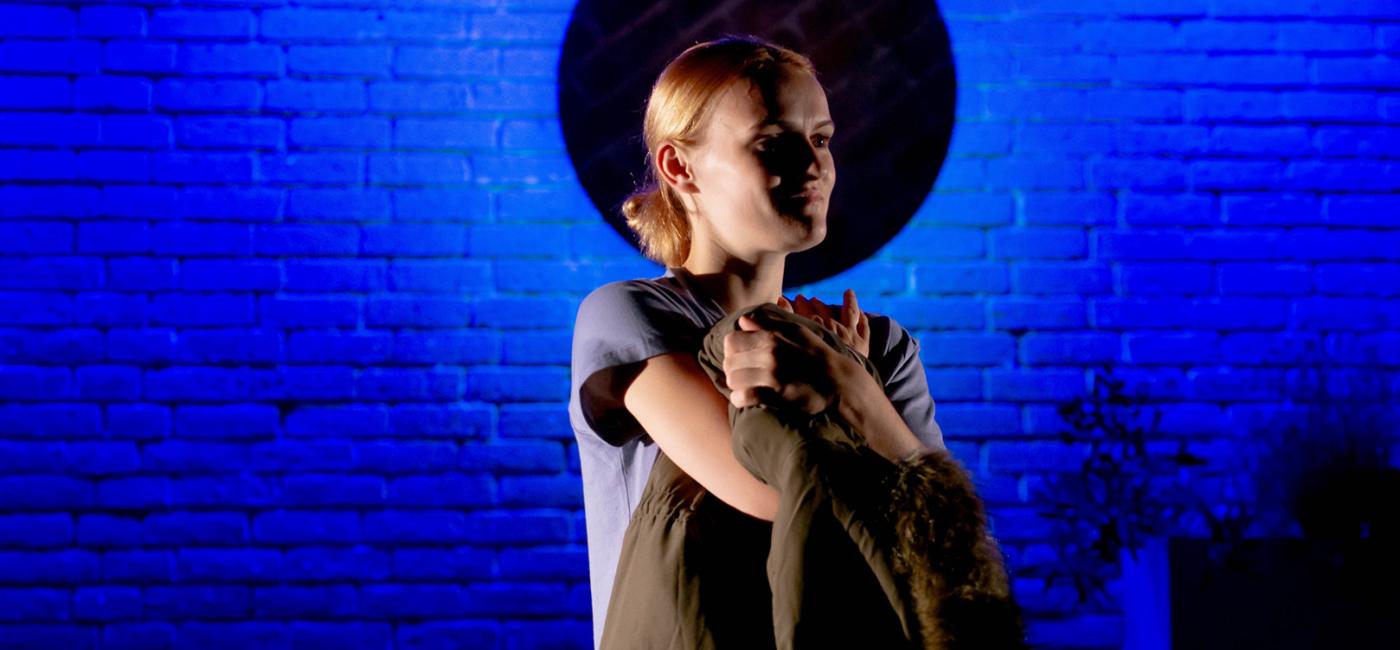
[1165,537,1398,649]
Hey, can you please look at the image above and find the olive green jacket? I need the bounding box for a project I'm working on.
[601,303,1026,649]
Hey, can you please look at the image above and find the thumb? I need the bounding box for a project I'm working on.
[776,295,795,313]
[738,314,762,330]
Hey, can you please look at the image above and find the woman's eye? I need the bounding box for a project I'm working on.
[814,135,832,148]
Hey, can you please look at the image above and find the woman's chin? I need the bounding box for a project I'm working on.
[787,215,827,251]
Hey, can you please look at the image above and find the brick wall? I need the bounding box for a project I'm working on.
[0,0,1396,648]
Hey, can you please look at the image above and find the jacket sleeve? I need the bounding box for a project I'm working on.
[697,303,1026,649]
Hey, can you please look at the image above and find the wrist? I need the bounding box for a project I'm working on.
[832,356,926,462]
[831,355,875,426]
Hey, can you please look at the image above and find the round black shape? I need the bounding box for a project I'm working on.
[557,0,956,288]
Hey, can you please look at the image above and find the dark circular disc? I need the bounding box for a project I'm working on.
[557,0,956,289]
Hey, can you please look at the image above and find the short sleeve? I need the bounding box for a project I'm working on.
[570,281,703,447]
[869,313,945,450]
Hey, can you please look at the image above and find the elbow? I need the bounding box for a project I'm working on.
[732,482,780,522]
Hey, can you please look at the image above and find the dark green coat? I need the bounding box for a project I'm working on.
[601,303,1026,649]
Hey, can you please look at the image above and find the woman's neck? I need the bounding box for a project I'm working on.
[678,256,786,315]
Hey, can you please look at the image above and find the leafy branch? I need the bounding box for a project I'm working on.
[1026,366,1208,604]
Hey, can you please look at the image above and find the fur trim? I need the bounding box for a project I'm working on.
[884,449,1028,649]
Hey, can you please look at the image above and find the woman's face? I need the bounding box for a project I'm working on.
[670,67,836,259]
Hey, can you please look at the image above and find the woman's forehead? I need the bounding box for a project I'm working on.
[710,73,832,135]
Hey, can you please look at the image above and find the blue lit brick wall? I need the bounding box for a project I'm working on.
[0,0,1396,648]
[910,2,1399,647]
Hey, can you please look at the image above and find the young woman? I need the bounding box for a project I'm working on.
[568,36,956,647]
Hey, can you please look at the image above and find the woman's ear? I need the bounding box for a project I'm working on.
[656,141,699,194]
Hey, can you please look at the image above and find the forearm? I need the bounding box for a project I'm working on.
[831,356,930,463]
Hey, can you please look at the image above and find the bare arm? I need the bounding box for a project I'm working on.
[832,354,936,460]
[621,350,781,522]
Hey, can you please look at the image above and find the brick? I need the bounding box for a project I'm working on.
[914,263,1009,294]
[470,13,567,44]
[1116,124,1208,155]
[260,9,388,41]
[362,224,467,256]
[502,47,560,78]
[177,43,283,76]
[395,46,496,78]
[395,188,491,222]
[1316,263,1400,296]
[990,227,1085,259]
[1013,262,1112,294]
[1314,126,1400,157]
[150,9,255,39]
[1220,263,1316,295]
[388,474,493,507]
[287,45,391,76]
[1187,159,1282,190]
[285,260,387,293]
[1325,195,1400,227]
[1125,332,1221,364]
[388,260,491,293]
[0,5,74,38]
[369,81,471,113]
[0,39,99,74]
[143,585,249,618]
[76,5,140,37]
[1120,262,1214,295]
[176,117,284,149]
[470,81,552,112]
[1120,193,1215,226]
[1021,333,1119,365]
[0,588,69,620]
[254,586,357,618]
[0,75,66,109]
[289,117,390,148]
[254,510,358,544]
[1090,158,1187,190]
[265,80,365,112]
[74,586,142,621]
[396,118,495,149]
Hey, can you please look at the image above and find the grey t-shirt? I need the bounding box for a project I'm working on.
[568,266,945,647]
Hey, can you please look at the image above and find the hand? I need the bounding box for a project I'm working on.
[722,308,850,414]
[783,289,871,359]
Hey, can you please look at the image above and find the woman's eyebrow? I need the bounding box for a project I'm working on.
[751,118,835,131]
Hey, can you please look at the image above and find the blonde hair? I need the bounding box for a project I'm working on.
[621,35,819,267]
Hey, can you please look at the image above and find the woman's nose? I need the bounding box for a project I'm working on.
[799,140,828,181]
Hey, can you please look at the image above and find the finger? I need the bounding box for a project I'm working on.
[724,329,775,362]
[723,337,777,376]
[784,317,836,354]
[738,314,762,331]
[793,294,813,319]
[843,289,860,330]
[726,367,780,397]
[817,316,840,340]
[822,297,841,322]
[776,295,795,313]
[818,316,840,340]
[833,320,858,349]
[857,311,869,339]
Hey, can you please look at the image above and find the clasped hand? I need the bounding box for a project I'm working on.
[721,289,872,413]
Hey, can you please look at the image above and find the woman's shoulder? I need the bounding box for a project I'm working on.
[572,275,707,363]
[860,308,910,356]
[577,276,691,325]
[858,308,925,381]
